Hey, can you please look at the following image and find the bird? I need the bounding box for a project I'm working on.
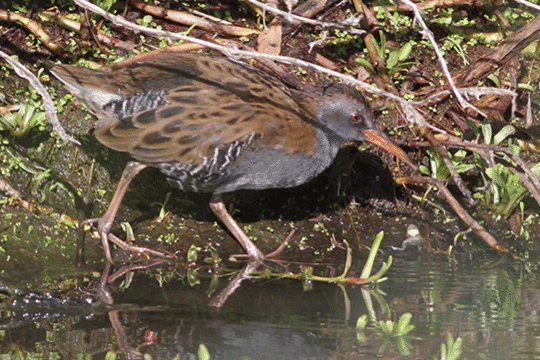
[51,50,415,264]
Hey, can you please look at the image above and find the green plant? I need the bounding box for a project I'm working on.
[137,15,154,27]
[0,101,47,137]
[485,162,540,218]
[377,313,416,356]
[379,313,415,337]
[418,119,539,218]
[439,333,463,360]
[419,148,476,180]
[356,31,416,77]
[95,0,118,11]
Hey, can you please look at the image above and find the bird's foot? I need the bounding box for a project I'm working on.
[230,229,295,263]
[106,232,174,261]
[81,217,174,263]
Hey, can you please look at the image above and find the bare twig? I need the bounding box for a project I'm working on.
[402,134,512,154]
[424,130,475,204]
[526,93,533,128]
[0,9,63,55]
[0,50,80,144]
[128,0,259,36]
[511,0,540,11]
[414,87,517,107]
[245,0,366,34]
[40,9,136,52]
[0,175,23,198]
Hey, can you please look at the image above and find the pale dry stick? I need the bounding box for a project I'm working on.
[0,50,80,145]
[245,0,366,34]
[192,10,232,25]
[0,175,23,198]
[511,0,540,11]
[526,93,533,128]
[414,88,517,107]
[399,0,486,117]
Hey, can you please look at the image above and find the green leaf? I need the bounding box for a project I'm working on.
[379,319,394,335]
[387,50,399,70]
[355,57,375,73]
[356,314,368,331]
[398,42,413,61]
[187,244,201,263]
[394,313,415,336]
[493,125,516,145]
[419,164,431,175]
[487,74,501,87]
[426,147,449,180]
[198,344,210,360]
[105,351,117,360]
[482,121,493,145]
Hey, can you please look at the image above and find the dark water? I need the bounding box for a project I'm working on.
[1,250,538,360]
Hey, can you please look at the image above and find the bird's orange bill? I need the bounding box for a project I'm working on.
[363,128,417,169]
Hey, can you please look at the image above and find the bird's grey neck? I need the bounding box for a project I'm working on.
[315,128,344,169]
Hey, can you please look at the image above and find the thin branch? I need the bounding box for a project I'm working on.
[245,0,366,34]
[424,130,475,204]
[413,87,517,107]
[128,0,258,36]
[0,175,23,198]
[0,9,63,55]
[511,0,540,11]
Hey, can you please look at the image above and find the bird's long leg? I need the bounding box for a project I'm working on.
[209,194,293,262]
[82,161,170,263]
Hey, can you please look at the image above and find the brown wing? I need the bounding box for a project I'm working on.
[81,52,319,165]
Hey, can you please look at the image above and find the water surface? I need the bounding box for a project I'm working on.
[1,249,537,360]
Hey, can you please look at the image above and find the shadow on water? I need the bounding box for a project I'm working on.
[1,248,540,360]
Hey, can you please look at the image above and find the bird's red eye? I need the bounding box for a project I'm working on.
[351,113,362,123]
